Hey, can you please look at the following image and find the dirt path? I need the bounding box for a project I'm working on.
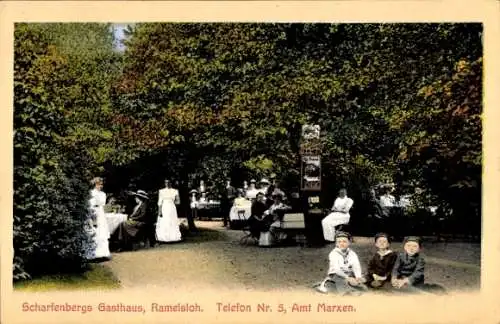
[105,221,480,292]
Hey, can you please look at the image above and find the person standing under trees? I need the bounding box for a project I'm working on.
[156,179,182,243]
[87,177,111,260]
[222,178,236,227]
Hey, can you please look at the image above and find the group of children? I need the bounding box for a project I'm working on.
[315,232,428,296]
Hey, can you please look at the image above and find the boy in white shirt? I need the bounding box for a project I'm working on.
[316,232,367,295]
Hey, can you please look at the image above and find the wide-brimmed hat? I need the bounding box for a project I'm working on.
[260,178,270,184]
[189,189,198,194]
[250,179,256,183]
[133,190,149,200]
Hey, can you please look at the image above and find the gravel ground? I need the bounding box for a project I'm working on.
[105,220,480,293]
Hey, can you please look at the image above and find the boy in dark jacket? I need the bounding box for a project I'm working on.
[391,236,425,292]
[365,233,398,289]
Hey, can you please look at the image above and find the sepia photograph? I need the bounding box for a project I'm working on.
[1,1,500,324]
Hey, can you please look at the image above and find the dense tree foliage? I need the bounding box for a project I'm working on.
[113,23,481,227]
[13,22,482,278]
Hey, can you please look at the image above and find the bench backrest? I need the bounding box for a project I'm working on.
[281,213,305,229]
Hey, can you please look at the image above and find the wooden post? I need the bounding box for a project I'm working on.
[299,125,325,246]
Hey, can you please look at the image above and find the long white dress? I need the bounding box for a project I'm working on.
[156,188,182,242]
[321,197,354,242]
[88,188,111,259]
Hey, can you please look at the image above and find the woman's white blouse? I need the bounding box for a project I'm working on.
[89,189,106,207]
[158,188,179,206]
[332,197,354,213]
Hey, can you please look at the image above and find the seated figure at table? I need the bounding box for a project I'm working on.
[87,177,111,260]
[380,189,396,207]
[233,189,249,208]
[156,179,182,243]
[245,179,259,201]
[266,193,292,239]
[199,192,208,204]
[321,189,354,243]
[247,192,269,238]
[112,190,152,251]
[259,178,270,196]
[266,181,286,208]
[228,189,251,225]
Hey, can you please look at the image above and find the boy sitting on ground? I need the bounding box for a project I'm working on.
[391,236,425,292]
[316,231,367,296]
[365,233,398,289]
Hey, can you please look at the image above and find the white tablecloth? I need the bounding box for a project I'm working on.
[105,213,127,234]
[195,201,221,209]
[229,205,252,221]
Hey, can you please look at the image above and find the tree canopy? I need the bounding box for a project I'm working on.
[13,22,482,279]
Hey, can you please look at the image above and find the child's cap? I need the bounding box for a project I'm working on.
[374,232,390,243]
[403,236,422,247]
[335,231,352,241]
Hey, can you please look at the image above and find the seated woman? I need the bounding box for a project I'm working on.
[245,179,259,201]
[233,189,249,208]
[266,193,292,240]
[199,192,208,204]
[111,190,152,251]
[321,189,354,243]
[247,192,269,238]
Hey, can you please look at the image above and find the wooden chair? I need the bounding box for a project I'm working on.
[238,210,258,245]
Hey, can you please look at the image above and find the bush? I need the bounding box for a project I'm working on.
[13,145,93,280]
[13,24,95,280]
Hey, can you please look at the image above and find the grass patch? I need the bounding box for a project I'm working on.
[14,263,121,292]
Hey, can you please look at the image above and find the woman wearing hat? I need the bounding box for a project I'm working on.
[156,179,182,243]
[259,178,270,196]
[189,189,199,209]
[87,177,111,259]
[112,190,151,251]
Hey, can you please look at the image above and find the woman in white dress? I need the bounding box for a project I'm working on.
[87,177,111,259]
[156,179,182,243]
[322,189,354,242]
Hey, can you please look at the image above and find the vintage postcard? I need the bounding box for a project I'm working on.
[1,1,500,323]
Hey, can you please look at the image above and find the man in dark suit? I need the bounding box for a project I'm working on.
[222,178,237,227]
[112,190,151,251]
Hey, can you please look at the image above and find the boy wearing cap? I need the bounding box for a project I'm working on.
[391,236,425,292]
[365,233,397,289]
[316,232,367,295]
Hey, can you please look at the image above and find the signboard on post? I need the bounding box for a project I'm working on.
[300,124,322,191]
[301,155,321,191]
